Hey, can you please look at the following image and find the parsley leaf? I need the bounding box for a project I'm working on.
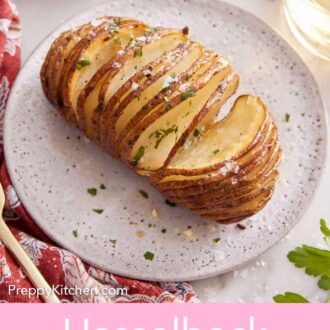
[181,90,195,101]
[139,190,149,199]
[100,184,106,190]
[165,103,172,111]
[87,187,97,196]
[213,237,221,244]
[318,275,330,290]
[285,113,290,122]
[145,27,158,35]
[93,208,104,214]
[132,146,145,164]
[321,219,330,247]
[287,245,330,276]
[72,230,78,238]
[144,251,154,261]
[321,219,330,236]
[114,17,122,26]
[76,59,91,70]
[273,292,309,303]
[193,128,200,137]
[149,125,178,149]
[134,47,143,57]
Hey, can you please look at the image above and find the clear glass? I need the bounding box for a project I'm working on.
[283,0,330,60]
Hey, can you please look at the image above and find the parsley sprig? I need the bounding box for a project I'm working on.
[273,218,330,303]
[273,292,309,303]
[149,125,178,149]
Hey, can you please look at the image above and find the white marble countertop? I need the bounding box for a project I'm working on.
[14,0,330,302]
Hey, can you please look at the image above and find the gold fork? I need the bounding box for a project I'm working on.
[0,183,60,303]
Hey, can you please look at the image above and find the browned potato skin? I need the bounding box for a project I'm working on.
[106,42,196,155]
[152,119,274,193]
[115,51,216,157]
[40,17,282,224]
[118,60,233,166]
[98,28,185,150]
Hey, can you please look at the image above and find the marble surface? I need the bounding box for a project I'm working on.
[14,0,330,302]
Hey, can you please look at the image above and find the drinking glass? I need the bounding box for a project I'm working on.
[283,0,330,60]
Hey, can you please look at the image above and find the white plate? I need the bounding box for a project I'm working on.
[4,0,327,281]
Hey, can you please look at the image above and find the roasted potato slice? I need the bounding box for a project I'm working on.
[64,19,147,127]
[162,95,268,175]
[76,21,148,140]
[115,50,218,157]
[97,28,189,148]
[123,58,235,171]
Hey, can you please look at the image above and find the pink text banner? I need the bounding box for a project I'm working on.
[0,304,328,330]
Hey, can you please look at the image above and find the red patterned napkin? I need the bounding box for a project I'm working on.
[0,0,197,303]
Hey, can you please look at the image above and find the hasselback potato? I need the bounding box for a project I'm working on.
[40,16,281,224]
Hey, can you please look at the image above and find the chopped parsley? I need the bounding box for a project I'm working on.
[132,146,145,164]
[165,103,172,111]
[110,239,117,245]
[72,230,78,238]
[87,187,97,196]
[142,104,149,111]
[193,128,200,137]
[145,27,159,35]
[161,86,171,93]
[93,208,104,214]
[161,228,167,234]
[213,237,221,244]
[76,59,91,70]
[113,17,122,26]
[134,47,143,57]
[285,113,290,122]
[100,184,106,190]
[181,90,195,101]
[223,184,229,193]
[149,124,178,149]
[144,251,154,261]
[170,72,177,79]
[106,20,120,34]
[212,149,220,155]
[139,190,149,199]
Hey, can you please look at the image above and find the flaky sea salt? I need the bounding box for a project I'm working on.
[112,62,121,69]
[179,82,190,91]
[143,69,151,76]
[182,229,197,242]
[162,75,178,89]
[91,18,101,27]
[151,209,159,218]
[131,82,139,91]
[219,160,236,175]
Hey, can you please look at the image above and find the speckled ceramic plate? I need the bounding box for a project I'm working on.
[4,0,327,281]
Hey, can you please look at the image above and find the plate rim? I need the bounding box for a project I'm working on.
[3,0,329,281]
